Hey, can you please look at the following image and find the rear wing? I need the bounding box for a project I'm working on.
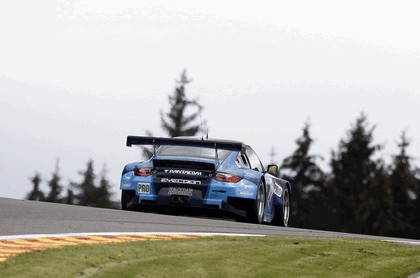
[126,136,245,153]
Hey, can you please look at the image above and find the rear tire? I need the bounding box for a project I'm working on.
[121,190,136,210]
[274,187,290,227]
[247,181,266,224]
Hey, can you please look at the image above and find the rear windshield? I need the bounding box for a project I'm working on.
[157,145,231,161]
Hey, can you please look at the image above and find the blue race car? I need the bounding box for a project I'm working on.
[120,136,291,226]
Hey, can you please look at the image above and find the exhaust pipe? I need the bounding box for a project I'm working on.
[180,196,189,204]
[170,195,189,205]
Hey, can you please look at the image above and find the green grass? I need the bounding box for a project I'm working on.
[1,236,420,277]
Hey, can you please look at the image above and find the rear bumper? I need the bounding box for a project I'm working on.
[132,194,248,218]
[121,175,258,218]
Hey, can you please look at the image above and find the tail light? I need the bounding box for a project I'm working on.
[212,172,242,183]
[134,167,156,177]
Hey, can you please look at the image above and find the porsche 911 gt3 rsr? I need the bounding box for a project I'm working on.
[120,136,292,226]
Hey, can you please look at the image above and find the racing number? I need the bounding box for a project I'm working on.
[138,183,150,194]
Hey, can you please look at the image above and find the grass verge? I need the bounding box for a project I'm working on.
[1,236,420,277]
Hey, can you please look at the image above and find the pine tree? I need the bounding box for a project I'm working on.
[142,69,205,158]
[329,113,386,234]
[141,130,155,159]
[365,160,393,235]
[26,172,45,201]
[414,173,420,234]
[279,122,327,228]
[45,160,63,203]
[74,160,97,207]
[64,188,76,205]
[161,69,204,137]
[27,159,115,208]
[387,132,420,237]
[95,165,115,208]
[72,160,116,208]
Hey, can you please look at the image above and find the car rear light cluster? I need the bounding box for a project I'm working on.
[212,172,242,183]
[134,167,156,177]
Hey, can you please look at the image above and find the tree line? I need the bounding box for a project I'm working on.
[280,115,420,239]
[26,160,117,209]
[26,69,420,239]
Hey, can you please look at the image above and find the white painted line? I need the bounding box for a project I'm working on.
[408,272,420,278]
[382,240,420,246]
[0,232,264,241]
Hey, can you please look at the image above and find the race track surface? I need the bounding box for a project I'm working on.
[1,198,419,245]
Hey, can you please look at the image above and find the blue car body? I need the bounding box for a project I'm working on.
[120,136,291,225]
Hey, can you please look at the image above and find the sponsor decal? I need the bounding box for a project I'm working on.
[273,181,283,197]
[168,187,194,196]
[137,183,151,194]
[164,169,202,176]
[239,192,253,196]
[161,178,201,185]
[242,183,254,189]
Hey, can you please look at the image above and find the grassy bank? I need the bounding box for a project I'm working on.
[1,236,420,277]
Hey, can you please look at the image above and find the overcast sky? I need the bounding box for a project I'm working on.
[1,0,419,200]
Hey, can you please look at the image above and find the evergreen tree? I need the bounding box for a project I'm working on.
[26,172,45,201]
[414,172,420,234]
[279,122,327,228]
[27,159,116,208]
[45,160,63,203]
[72,160,116,208]
[142,69,205,158]
[64,188,76,205]
[74,160,98,207]
[161,69,204,137]
[95,165,115,208]
[387,132,420,238]
[141,130,155,159]
[364,160,393,235]
[329,113,386,234]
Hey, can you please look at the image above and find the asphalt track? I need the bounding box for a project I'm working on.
[1,197,420,245]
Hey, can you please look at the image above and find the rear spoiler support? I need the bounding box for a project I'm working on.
[214,143,219,162]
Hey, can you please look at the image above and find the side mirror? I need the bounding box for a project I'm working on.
[267,164,278,176]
